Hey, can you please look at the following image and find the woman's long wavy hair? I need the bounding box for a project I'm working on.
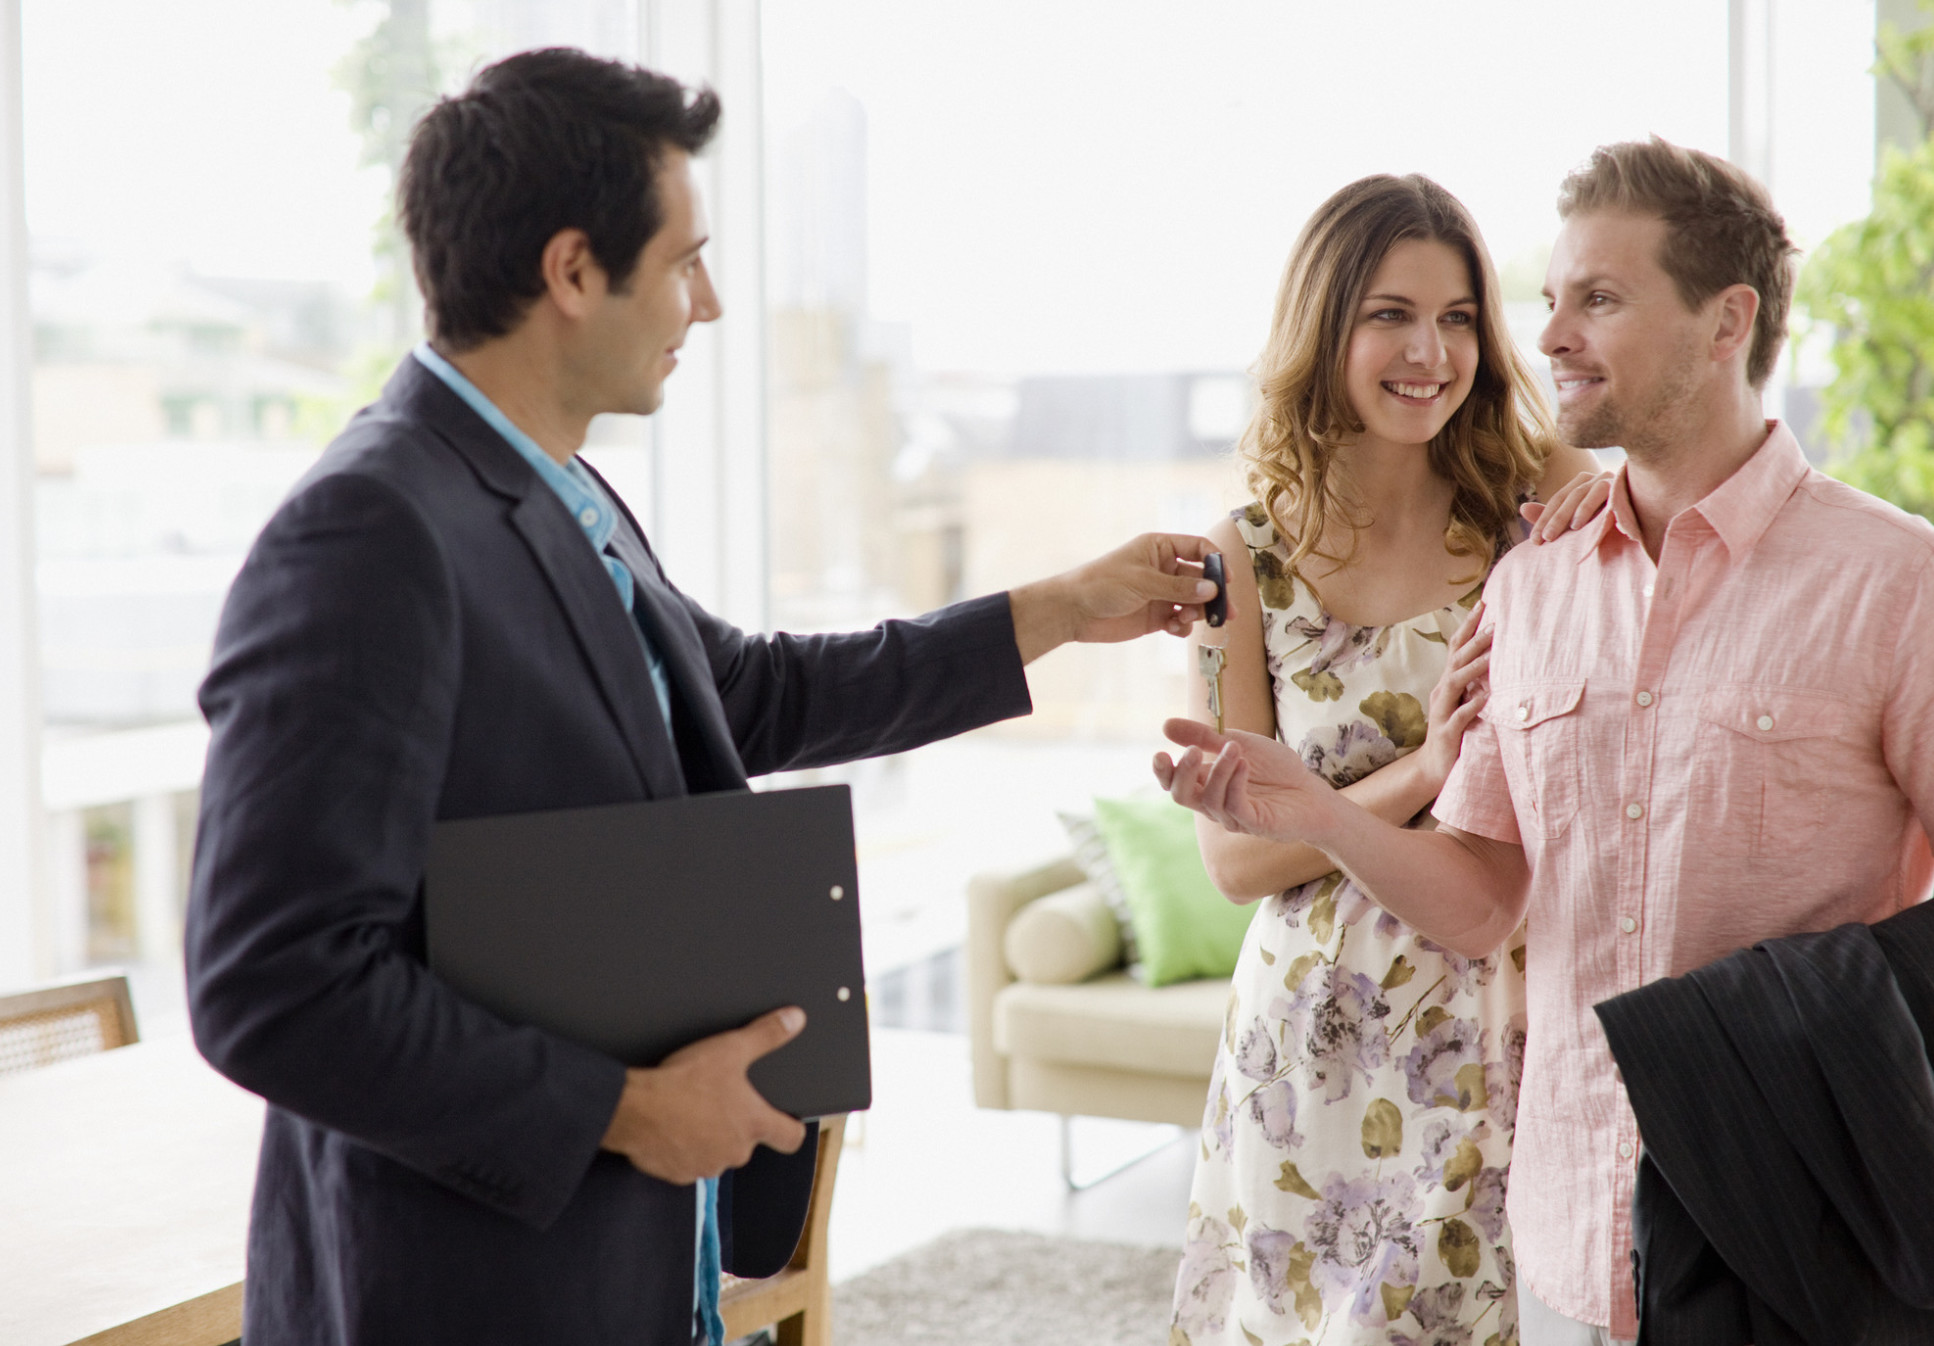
[1243,174,1555,580]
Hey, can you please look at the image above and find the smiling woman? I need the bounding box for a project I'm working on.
[1242,176,1551,594]
[1342,240,1482,497]
[1166,175,1602,1346]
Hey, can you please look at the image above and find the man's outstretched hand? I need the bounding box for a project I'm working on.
[1154,717,1345,847]
[1009,533,1221,665]
[600,1007,809,1186]
[1159,717,1534,961]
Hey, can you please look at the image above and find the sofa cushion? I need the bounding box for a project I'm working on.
[1003,882,1122,985]
[992,972,1229,1079]
[1092,795,1258,987]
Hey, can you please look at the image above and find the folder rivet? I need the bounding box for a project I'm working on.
[830,885,845,900]
[836,986,851,1001]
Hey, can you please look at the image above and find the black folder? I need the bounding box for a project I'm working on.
[425,784,868,1119]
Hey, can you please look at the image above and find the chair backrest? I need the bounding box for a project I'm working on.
[0,974,139,1078]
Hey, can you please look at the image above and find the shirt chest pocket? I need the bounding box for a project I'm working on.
[1494,679,1588,840]
[1693,687,1848,860]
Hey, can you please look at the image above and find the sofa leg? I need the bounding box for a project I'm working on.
[1059,1114,1184,1192]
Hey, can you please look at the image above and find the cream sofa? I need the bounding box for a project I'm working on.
[966,855,1230,1161]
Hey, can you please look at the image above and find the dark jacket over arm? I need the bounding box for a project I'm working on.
[185,358,1033,1345]
[1595,899,1934,1346]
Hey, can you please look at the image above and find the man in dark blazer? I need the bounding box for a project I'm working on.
[183,48,1220,1346]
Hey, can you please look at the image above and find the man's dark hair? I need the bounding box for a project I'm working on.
[399,48,720,350]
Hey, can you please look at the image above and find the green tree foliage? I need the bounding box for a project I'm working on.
[336,0,437,351]
[339,0,437,179]
[1797,3,1934,519]
[1875,1,1934,140]
[289,0,447,437]
[1797,142,1934,518]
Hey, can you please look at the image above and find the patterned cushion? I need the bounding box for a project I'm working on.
[1056,810,1142,976]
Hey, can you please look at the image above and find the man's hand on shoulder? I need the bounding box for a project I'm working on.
[1008,532,1220,665]
[600,1007,808,1185]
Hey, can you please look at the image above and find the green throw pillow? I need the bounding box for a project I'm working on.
[1090,795,1257,987]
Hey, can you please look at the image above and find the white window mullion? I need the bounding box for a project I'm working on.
[0,0,47,989]
[640,0,769,633]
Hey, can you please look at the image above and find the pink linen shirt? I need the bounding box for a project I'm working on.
[1434,422,1934,1338]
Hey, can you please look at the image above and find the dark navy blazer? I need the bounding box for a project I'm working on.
[1596,899,1934,1345]
[184,356,1032,1345]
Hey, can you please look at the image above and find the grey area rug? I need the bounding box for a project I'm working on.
[834,1228,1181,1346]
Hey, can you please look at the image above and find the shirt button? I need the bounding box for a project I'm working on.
[1756,714,1775,731]
[1517,704,1531,722]
[1618,1141,1635,1160]
[1635,691,1654,708]
[579,507,599,527]
[1620,916,1638,934]
[1643,583,1655,598]
[1625,802,1644,820]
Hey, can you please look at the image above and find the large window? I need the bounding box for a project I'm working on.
[0,0,1890,1020]
[23,1,386,999]
[756,0,1880,997]
[12,0,755,1017]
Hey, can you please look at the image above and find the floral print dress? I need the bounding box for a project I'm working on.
[1171,504,1527,1346]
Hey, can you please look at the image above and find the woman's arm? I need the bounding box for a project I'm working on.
[1186,515,1489,902]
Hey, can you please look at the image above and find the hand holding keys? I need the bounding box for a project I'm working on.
[1201,553,1227,629]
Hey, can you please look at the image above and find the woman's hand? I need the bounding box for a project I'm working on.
[1522,469,1614,544]
[1410,601,1491,795]
[1154,718,1345,846]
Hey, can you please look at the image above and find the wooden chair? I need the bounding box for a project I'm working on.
[719,1113,846,1346]
[0,972,139,1078]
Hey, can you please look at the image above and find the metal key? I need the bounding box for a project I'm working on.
[1197,644,1227,733]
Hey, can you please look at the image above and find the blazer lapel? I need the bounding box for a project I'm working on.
[384,360,687,800]
[506,495,688,799]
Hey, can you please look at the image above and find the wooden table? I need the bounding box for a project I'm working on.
[0,1034,263,1346]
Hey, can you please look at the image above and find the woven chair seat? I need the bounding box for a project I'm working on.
[0,975,138,1078]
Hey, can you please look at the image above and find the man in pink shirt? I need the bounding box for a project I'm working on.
[1157,138,1934,1345]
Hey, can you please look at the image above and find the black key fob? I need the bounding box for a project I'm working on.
[1202,553,1228,627]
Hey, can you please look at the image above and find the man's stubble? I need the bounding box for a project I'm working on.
[1556,329,1705,469]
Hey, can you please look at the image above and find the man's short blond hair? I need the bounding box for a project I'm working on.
[1558,137,1798,388]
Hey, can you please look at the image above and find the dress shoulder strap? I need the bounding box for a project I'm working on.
[1231,502,1280,554]
[1231,502,1308,613]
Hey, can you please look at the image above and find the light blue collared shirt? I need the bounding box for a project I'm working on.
[412,344,673,726]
